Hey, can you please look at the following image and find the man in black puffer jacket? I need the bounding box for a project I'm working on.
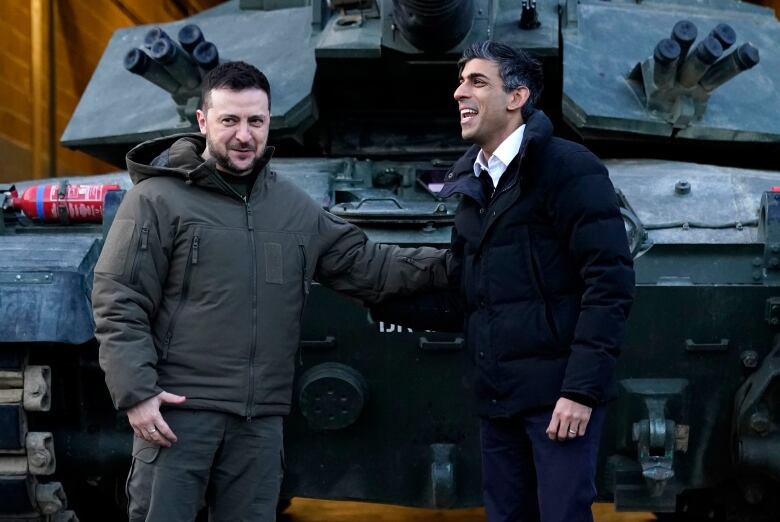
[376,41,634,522]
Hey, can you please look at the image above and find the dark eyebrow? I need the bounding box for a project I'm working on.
[460,72,490,83]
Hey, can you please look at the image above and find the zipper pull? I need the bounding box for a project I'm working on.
[246,204,254,231]
[140,225,149,250]
[162,331,172,360]
[192,234,200,265]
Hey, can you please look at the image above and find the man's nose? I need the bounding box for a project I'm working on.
[235,122,252,142]
[453,83,468,101]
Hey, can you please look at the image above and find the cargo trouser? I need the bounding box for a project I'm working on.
[126,409,284,522]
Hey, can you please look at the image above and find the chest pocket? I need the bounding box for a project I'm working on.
[265,242,284,284]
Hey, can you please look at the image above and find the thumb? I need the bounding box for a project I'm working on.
[158,391,186,404]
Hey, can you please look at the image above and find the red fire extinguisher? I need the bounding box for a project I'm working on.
[11,182,121,223]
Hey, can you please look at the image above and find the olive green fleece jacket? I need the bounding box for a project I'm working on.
[92,134,450,416]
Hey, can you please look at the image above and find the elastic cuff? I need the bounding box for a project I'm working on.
[560,391,599,408]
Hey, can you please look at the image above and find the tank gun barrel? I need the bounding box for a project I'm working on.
[149,37,202,90]
[677,35,723,88]
[124,48,182,94]
[699,42,759,92]
[391,0,476,52]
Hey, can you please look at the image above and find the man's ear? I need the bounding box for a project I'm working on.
[507,86,531,113]
[196,109,207,134]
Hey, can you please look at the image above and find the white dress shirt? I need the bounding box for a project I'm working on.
[473,124,526,189]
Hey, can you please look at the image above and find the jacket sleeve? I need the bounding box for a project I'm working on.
[549,151,635,404]
[369,221,465,332]
[92,188,170,410]
[314,210,452,304]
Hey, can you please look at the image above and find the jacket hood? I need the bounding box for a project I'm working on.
[125,132,275,188]
[439,109,554,198]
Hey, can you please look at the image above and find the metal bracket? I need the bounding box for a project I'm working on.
[759,192,780,272]
[26,432,56,475]
[765,298,780,327]
[622,379,688,496]
[23,366,51,412]
[430,443,456,508]
[733,340,780,480]
[35,481,67,515]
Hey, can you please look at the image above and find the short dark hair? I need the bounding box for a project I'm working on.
[200,61,271,111]
[458,41,543,118]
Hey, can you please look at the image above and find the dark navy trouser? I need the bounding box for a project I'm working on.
[480,406,606,522]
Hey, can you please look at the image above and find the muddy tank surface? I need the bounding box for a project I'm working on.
[2,0,780,520]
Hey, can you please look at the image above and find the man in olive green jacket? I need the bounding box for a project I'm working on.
[92,61,449,521]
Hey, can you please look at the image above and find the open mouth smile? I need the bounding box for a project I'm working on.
[460,108,478,124]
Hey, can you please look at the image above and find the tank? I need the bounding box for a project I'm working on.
[2,0,780,520]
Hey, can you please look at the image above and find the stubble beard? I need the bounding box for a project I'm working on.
[206,136,264,176]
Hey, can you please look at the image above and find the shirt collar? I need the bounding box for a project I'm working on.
[473,124,526,181]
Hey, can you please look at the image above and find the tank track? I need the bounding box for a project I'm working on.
[0,348,78,522]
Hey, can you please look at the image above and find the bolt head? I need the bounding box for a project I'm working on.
[750,412,769,434]
[29,450,49,468]
[741,350,759,368]
[743,484,765,505]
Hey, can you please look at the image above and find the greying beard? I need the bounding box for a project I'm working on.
[206,136,264,176]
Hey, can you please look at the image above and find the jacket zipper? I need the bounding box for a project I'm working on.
[130,224,150,284]
[245,196,258,421]
[297,243,310,365]
[161,230,199,360]
[206,173,259,421]
[487,148,526,210]
[528,239,561,343]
